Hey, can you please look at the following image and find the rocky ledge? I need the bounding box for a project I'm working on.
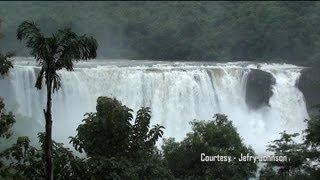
[245,69,275,109]
[298,67,320,116]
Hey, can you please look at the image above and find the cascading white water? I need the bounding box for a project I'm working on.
[0,57,309,154]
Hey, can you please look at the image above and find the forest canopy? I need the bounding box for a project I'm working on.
[0,1,319,65]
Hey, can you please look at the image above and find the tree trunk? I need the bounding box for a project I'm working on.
[44,79,53,180]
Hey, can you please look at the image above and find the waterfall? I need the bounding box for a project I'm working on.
[0,57,309,153]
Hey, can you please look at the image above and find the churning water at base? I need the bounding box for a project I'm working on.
[0,57,309,153]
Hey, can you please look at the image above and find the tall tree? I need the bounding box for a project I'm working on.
[16,20,97,180]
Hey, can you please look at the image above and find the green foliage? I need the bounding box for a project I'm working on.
[303,106,320,177]
[0,98,15,141]
[70,97,165,160]
[69,97,171,179]
[304,107,320,148]
[259,107,320,180]
[162,114,257,179]
[0,136,42,179]
[259,164,279,180]
[259,131,307,179]
[130,108,164,159]
[0,133,86,180]
[304,115,320,168]
[70,97,133,157]
[0,53,13,77]
[0,98,16,176]
[76,154,173,180]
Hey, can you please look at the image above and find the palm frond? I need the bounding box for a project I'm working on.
[35,67,45,89]
[17,21,45,61]
[54,29,98,71]
[146,125,165,147]
[77,35,98,60]
[52,72,61,93]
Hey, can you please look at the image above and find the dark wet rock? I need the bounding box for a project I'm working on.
[298,67,320,116]
[245,69,275,109]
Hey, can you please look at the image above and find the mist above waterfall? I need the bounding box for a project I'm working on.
[0,57,309,153]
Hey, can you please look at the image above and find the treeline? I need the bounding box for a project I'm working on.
[0,2,320,64]
[0,96,320,179]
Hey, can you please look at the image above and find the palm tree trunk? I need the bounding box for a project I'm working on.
[44,79,53,180]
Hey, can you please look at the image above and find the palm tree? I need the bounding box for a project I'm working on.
[17,21,97,180]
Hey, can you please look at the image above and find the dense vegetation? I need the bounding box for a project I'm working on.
[0,95,320,179]
[0,97,171,179]
[0,2,320,65]
[162,114,257,179]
